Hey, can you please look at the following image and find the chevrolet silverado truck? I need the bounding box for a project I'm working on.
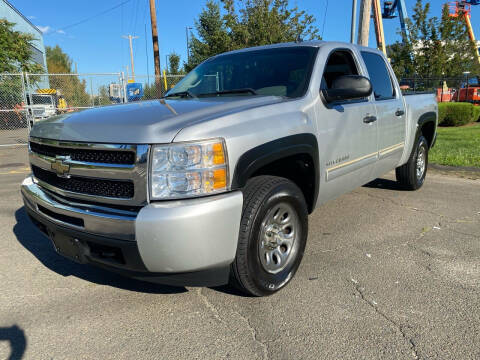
[21,41,437,296]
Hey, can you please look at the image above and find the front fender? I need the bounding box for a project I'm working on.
[231,133,319,211]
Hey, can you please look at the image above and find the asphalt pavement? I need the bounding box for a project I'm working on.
[0,146,479,360]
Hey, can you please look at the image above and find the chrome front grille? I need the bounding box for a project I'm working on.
[31,165,135,199]
[29,141,136,165]
[28,137,149,207]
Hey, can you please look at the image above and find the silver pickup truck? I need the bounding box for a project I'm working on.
[22,41,437,296]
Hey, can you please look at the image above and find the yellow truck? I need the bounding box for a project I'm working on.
[29,89,67,120]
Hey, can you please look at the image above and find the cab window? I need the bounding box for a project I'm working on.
[360,51,395,100]
[321,50,359,90]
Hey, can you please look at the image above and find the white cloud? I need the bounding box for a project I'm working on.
[28,15,36,20]
[37,25,51,34]
[56,29,66,35]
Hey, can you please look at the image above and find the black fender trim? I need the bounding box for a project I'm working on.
[417,111,437,148]
[231,133,319,211]
[418,111,436,127]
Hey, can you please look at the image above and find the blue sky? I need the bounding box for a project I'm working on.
[10,0,480,76]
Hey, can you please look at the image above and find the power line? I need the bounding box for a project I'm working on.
[47,0,133,34]
[133,0,148,60]
[130,0,141,35]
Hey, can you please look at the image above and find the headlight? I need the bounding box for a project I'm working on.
[150,138,229,200]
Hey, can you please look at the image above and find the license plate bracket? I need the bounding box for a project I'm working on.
[49,231,87,263]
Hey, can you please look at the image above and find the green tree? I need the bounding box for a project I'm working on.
[0,19,44,73]
[93,85,111,106]
[167,52,182,75]
[388,1,480,80]
[188,1,233,70]
[187,0,320,70]
[46,45,90,107]
[0,19,44,112]
[438,3,480,78]
[46,45,73,73]
[143,82,158,100]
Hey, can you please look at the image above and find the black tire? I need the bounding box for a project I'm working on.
[396,134,429,190]
[231,176,308,296]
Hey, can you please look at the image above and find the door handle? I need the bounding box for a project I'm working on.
[363,115,377,124]
[395,109,405,116]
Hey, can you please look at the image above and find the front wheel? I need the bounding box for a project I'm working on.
[231,176,308,296]
[396,134,429,190]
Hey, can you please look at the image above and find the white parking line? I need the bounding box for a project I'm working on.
[0,144,28,147]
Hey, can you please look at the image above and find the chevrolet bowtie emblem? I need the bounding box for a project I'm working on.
[51,157,71,177]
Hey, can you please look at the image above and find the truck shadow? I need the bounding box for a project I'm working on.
[0,325,26,360]
[13,207,186,294]
[364,177,408,191]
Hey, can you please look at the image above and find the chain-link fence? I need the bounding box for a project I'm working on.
[25,73,125,114]
[133,74,185,100]
[399,77,475,103]
[0,72,186,148]
[0,73,29,147]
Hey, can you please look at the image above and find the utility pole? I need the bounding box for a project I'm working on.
[122,35,139,81]
[149,0,161,95]
[357,0,372,46]
[351,0,357,43]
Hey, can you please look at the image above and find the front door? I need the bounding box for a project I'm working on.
[316,49,378,204]
[360,50,406,177]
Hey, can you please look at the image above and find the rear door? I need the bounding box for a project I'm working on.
[316,49,378,203]
[360,50,406,177]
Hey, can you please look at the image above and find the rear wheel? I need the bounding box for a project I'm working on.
[231,176,308,296]
[396,134,429,190]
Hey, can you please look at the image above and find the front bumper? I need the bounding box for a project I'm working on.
[21,176,243,286]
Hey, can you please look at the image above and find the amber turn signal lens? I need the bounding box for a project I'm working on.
[212,143,225,165]
[213,168,227,189]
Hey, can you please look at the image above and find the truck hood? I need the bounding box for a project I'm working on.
[30,96,283,144]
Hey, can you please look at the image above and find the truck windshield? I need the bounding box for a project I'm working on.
[32,95,53,105]
[169,46,318,99]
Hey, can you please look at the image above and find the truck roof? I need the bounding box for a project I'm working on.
[218,40,382,57]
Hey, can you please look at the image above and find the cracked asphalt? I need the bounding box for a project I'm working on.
[0,146,479,360]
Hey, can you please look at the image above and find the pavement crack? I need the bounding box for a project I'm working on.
[196,288,223,323]
[233,310,269,360]
[351,279,420,360]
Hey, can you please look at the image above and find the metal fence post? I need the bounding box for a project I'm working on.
[90,77,94,107]
[121,72,127,103]
[20,72,31,134]
[24,73,33,130]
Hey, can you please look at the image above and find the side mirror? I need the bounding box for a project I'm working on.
[322,75,372,103]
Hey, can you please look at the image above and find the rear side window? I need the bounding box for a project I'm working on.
[360,51,395,100]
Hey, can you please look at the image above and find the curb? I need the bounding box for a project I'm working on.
[429,164,480,180]
[429,163,480,173]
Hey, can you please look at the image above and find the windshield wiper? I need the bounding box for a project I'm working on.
[164,91,197,99]
[197,88,259,97]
